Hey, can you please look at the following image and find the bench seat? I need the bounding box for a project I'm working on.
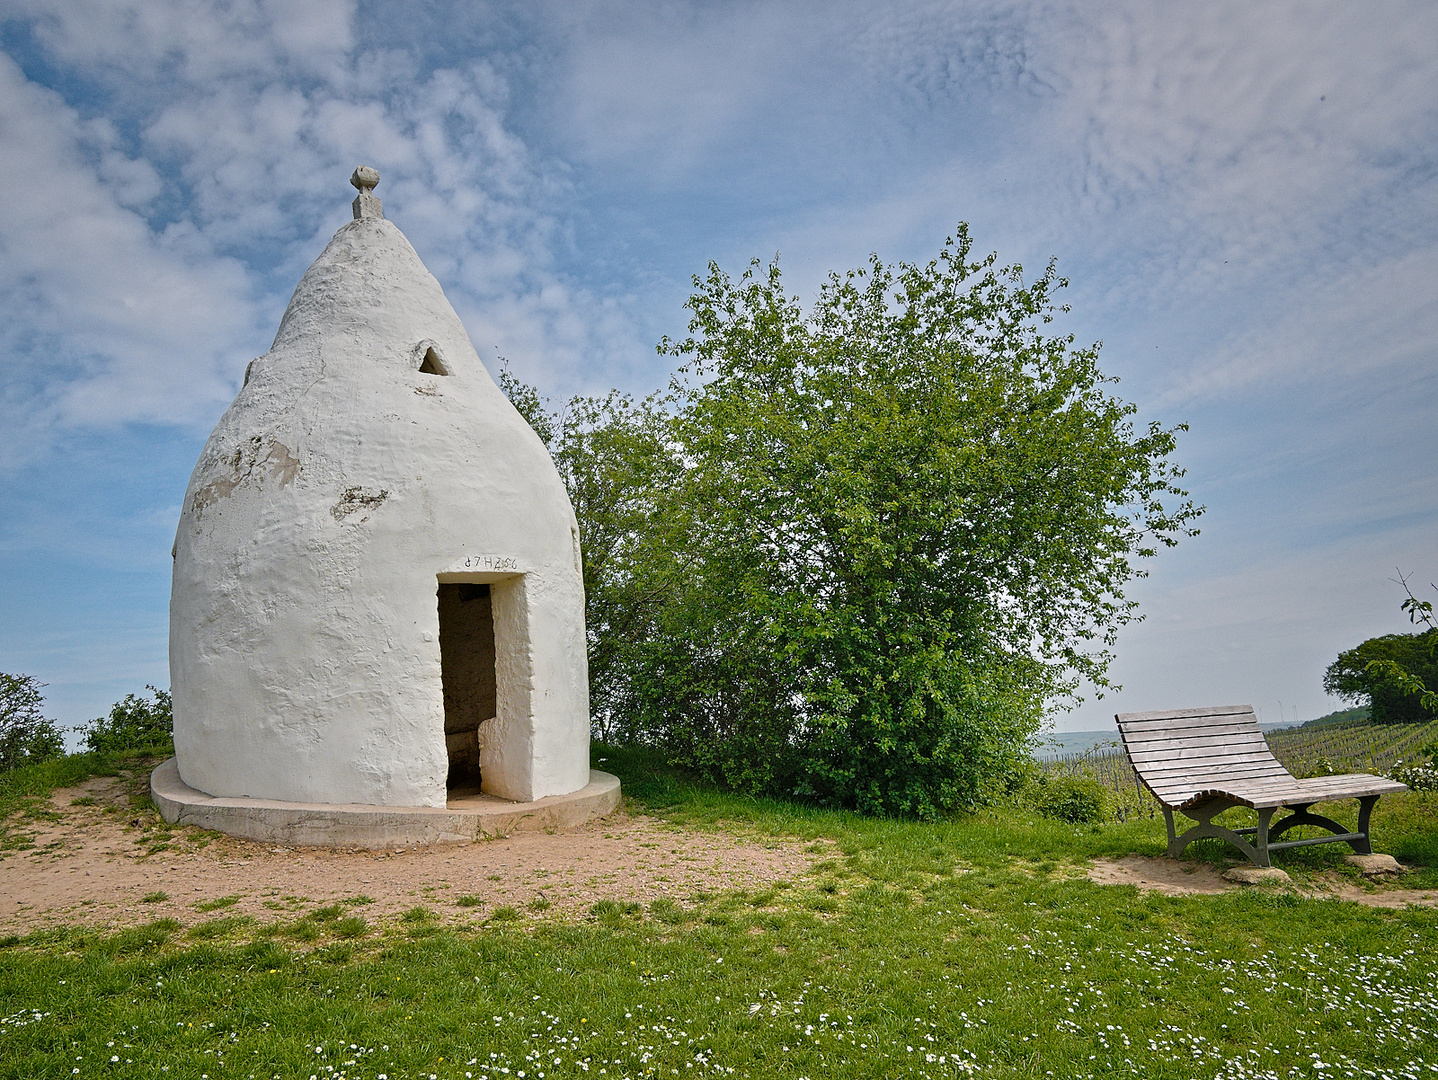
[1116,705,1407,867]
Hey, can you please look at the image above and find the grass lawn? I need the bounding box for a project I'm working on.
[1,744,1436,1079]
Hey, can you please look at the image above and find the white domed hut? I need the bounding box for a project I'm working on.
[162,168,608,835]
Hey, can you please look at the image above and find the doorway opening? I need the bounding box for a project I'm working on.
[437,582,495,792]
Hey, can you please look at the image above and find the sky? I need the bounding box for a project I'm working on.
[1,0,1435,736]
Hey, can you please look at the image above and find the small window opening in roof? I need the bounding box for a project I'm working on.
[419,345,449,376]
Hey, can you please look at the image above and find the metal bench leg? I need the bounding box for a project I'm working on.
[1270,800,1375,854]
[1168,802,1273,867]
[1163,808,1178,854]
[1354,795,1378,855]
[1253,807,1274,868]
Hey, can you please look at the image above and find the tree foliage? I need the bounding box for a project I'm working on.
[1328,575,1438,723]
[497,369,681,730]
[504,226,1200,818]
[0,673,65,773]
[81,685,173,755]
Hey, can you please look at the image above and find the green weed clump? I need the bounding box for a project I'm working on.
[591,899,643,919]
[649,898,687,924]
[332,916,368,939]
[193,895,240,913]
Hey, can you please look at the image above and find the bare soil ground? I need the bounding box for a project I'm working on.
[6,770,1434,936]
[0,772,820,935]
[1088,854,1438,907]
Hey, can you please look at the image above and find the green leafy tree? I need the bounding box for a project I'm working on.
[497,367,683,737]
[503,227,1200,818]
[0,673,65,772]
[81,685,173,755]
[1328,574,1438,723]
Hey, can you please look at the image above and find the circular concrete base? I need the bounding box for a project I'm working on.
[150,758,621,849]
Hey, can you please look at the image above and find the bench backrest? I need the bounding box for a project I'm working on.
[1115,705,1290,808]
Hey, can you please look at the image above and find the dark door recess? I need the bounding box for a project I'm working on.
[437,582,496,789]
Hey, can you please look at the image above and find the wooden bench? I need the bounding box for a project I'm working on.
[1116,705,1407,867]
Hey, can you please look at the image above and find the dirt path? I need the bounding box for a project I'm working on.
[1,774,818,935]
[1088,854,1438,908]
[8,772,1434,935]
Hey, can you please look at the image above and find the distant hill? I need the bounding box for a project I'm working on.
[1300,706,1371,729]
[1032,730,1124,760]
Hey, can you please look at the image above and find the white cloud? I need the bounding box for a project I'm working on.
[2,0,355,83]
[1154,243,1438,409]
[0,53,256,465]
[1032,3,1438,311]
[549,0,1039,179]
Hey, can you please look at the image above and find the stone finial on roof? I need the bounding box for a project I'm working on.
[351,165,383,220]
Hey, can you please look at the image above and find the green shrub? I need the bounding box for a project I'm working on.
[0,673,65,773]
[81,686,172,755]
[1392,761,1438,791]
[1027,773,1109,824]
[1391,740,1438,792]
[503,228,1197,819]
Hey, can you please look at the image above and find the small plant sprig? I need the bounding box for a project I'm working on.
[1364,570,1437,715]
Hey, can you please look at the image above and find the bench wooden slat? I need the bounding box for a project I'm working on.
[1141,766,1291,787]
[1115,727,1265,753]
[1186,790,1403,811]
[1183,772,1382,795]
[1119,715,1255,736]
[1149,777,1290,801]
[1121,729,1261,749]
[1141,760,1289,781]
[1127,745,1275,767]
[1148,776,1286,794]
[1115,704,1253,721]
[1116,706,1252,722]
[1282,776,1405,796]
[1177,775,1406,810]
[1139,751,1287,773]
